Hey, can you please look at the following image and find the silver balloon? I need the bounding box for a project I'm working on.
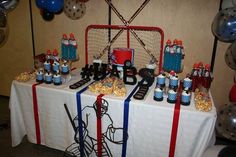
[216,103,236,141]
[212,7,236,42]
[0,8,6,27]
[0,8,6,46]
[225,41,236,70]
[0,28,6,45]
[64,0,86,20]
[0,0,19,12]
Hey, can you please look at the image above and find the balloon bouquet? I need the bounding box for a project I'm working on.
[35,0,64,21]
[35,0,88,21]
[0,0,19,46]
[211,0,236,142]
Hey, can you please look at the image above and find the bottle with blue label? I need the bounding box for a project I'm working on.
[44,60,51,72]
[169,71,179,90]
[52,60,60,73]
[36,69,44,83]
[53,71,62,85]
[154,86,164,101]
[68,33,78,61]
[183,75,192,90]
[181,90,191,106]
[61,34,69,60]
[167,89,177,103]
[61,60,69,75]
[156,71,166,88]
[44,71,53,84]
[163,39,172,71]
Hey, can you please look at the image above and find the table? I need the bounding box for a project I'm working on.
[10,69,216,157]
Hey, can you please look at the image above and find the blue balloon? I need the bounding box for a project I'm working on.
[46,0,64,13]
[212,7,236,42]
[35,0,47,9]
[41,9,54,21]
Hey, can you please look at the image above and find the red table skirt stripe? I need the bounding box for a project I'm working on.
[169,86,181,157]
[97,94,104,157]
[32,83,42,144]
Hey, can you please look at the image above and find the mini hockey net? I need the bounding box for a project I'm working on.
[85,25,164,72]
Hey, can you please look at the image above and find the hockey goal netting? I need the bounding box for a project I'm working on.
[85,24,164,72]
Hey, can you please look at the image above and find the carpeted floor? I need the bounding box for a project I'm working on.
[0,96,64,157]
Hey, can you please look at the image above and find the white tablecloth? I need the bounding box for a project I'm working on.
[10,69,216,157]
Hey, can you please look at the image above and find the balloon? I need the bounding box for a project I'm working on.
[46,0,64,13]
[64,0,86,20]
[230,84,236,102]
[0,8,7,27]
[0,0,19,12]
[212,7,236,42]
[225,41,236,70]
[216,103,236,141]
[0,8,7,46]
[0,28,6,45]
[41,9,54,21]
[35,0,47,9]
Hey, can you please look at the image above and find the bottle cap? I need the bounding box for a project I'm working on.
[198,62,203,68]
[63,34,67,39]
[205,64,211,70]
[166,39,171,45]
[193,63,198,69]
[53,49,58,56]
[69,33,75,40]
[46,49,51,55]
[170,70,176,76]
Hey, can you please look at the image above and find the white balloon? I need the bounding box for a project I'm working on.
[216,103,236,141]
[64,0,86,20]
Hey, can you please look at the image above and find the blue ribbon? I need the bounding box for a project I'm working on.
[122,79,144,157]
[76,84,92,157]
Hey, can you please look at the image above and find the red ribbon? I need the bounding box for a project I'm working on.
[32,83,42,144]
[169,87,182,157]
[96,94,104,157]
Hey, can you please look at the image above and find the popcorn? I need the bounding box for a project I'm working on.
[89,77,126,97]
[15,71,36,82]
[194,88,212,112]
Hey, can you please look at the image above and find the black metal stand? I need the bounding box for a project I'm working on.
[210,0,223,72]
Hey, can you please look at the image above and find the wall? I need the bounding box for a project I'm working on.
[0,0,234,108]
[0,0,34,96]
[32,0,108,68]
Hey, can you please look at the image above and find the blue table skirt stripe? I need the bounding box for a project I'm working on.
[122,79,144,157]
[76,82,94,157]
